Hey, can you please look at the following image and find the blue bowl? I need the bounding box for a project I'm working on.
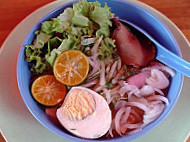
[17,0,183,141]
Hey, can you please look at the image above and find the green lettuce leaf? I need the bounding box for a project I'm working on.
[72,0,90,27]
[41,8,74,34]
[45,48,57,66]
[89,2,113,37]
[57,8,74,22]
[41,21,54,35]
[45,37,63,66]
[34,32,52,48]
[25,45,46,74]
[72,14,89,27]
[30,56,46,74]
[71,27,83,36]
[45,36,79,66]
[71,0,101,27]
[56,36,76,54]
[73,0,90,16]
[89,3,112,27]
[96,24,110,37]
[104,37,115,48]
[47,36,63,49]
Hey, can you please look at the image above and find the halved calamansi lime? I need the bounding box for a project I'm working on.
[53,50,89,86]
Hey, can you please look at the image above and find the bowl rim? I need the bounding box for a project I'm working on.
[17,0,184,142]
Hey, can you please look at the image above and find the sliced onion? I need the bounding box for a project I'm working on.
[146,69,169,89]
[147,95,169,106]
[91,35,103,54]
[110,94,120,104]
[81,35,89,40]
[123,123,142,129]
[103,88,111,104]
[118,80,126,87]
[108,121,115,137]
[117,57,122,71]
[142,63,175,77]
[87,57,100,77]
[148,100,162,107]
[111,85,121,92]
[100,61,106,86]
[106,62,112,73]
[143,103,165,126]
[127,102,150,113]
[126,128,142,135]
[80,79,98,88]
[106,60,118,82]
[89,51,99,61]
[139,85,154,96]
[113,69,118,78]
[112,66,125,84]
[118,82,140,98]
[95,85,104,92]
[130,109,142,122]
[114,100,127,111]
[88,58,96,67]
[160,66,175,77]
[154,88,164,95]
[129,89,140,98]
[119,87,128,97]
[114,107,126,136]
[121,107,131,124]
[128,95,148,106]
[92,79,100,90]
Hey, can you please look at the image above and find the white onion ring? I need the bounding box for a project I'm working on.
[114,107,126,135]
[100,61,106,86]
[127,102,150,113]
[147,95,169,106]
[114,100,127,111]
[146,69,169,89]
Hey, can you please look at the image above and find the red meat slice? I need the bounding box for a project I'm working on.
[112,18,156,67]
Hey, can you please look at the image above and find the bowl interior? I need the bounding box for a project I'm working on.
[17,0,183,142]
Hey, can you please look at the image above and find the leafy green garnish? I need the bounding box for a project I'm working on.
[89,3,113,37]
[45,37,63,66]
[42,8,74,35]
[98,37,116,62]
[45,36,80,66]
[57,8,74,22]
[25,0,114,75]
[73,0,90,16]
[34,32,52,48]
[25,45,46,74]
[89,3,112,27]
[96,24,110,38]
[72,14,89,27]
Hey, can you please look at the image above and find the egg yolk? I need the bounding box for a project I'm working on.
[62,89,96,121]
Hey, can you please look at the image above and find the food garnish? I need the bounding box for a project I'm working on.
[31,75,66,106]
[53,50,89,86]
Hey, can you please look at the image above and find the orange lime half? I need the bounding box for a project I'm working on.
[31,75,66,106]
[53,50,89,86]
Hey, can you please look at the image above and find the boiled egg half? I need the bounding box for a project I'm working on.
[56,87,112,139]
